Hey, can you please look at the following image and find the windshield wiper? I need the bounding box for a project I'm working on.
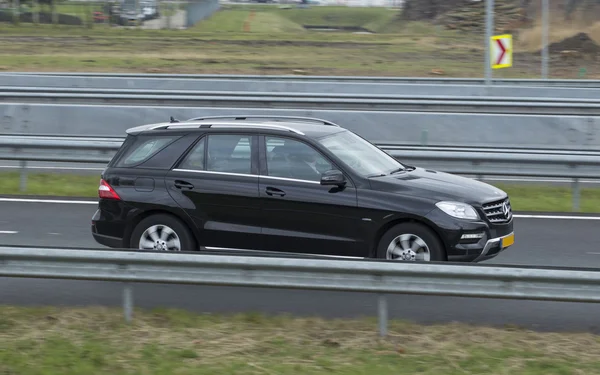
[367,173,387,178]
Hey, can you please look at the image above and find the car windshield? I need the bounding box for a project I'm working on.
[316,130,405,177]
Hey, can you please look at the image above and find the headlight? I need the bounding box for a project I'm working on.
[435,201,480,220]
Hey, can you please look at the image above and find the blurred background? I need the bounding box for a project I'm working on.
[0,0,598,78]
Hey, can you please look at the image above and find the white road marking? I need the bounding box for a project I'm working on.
[513,214,600,220]
[0,197,97,205]
[48,232,62,236]
[587,252,600,255]
[0,165,104,171]
[0,231,18,234]
[0,197,599,220]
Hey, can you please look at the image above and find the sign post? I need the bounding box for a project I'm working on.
[490,34,513,69]
[484,0,494,85]
[541,0,549,79]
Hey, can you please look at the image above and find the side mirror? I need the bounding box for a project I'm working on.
[320,169,346,186]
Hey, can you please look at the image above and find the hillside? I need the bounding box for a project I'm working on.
[193,5,395,33]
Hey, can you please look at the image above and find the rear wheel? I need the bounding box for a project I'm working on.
[376,222,444,262]
[129,214,196,252]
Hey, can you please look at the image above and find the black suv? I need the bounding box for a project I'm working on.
[91,115,514,262]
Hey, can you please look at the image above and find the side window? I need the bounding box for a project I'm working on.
[178,137,206,171]
[207,134,253,174]
[115,135,178,167]
[265,136,332,182]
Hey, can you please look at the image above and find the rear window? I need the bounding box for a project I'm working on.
[113,135,179,167]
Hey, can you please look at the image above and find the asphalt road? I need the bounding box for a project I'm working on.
[1,199,600,332]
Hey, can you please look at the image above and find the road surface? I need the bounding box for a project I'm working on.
[1,198,599,332]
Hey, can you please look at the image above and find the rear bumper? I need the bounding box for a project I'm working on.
[91,208,125,248]
[92,230,123,248]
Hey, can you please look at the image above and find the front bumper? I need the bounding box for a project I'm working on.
[446,230,515,262]
[473,231,514,262]
[425,208,514,262]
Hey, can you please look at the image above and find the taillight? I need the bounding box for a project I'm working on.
[98,179,121,200]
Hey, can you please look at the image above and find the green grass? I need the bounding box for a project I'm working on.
[194,5,398,33]
[2,3,594,78]
[1,306,600,375]
[272,5,393,29]
[0,22,537,78]
[193,9,305,33]
[0,172,598,213]
[0,172,99,197]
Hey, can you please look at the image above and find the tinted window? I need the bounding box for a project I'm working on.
[114,135,178,167]
[265,136,332,182]
[179,137,206,171]
[139,134,199,170]
[207,134,253,174]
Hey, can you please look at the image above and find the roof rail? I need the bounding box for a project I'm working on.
[154,122,305,135]
[185,115,340,127]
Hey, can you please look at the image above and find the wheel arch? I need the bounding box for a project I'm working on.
[123,208,200,250]
[369,216,448,260]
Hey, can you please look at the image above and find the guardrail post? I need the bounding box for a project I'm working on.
[378,294,388,337]
[19,160,27,192]
[572,178,581,212]
[420,129,428,146]
[123,283,133,323]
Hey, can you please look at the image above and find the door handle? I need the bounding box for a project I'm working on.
[265,187,285,197]
[174,180,194,190]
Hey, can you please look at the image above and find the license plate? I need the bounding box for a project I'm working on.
[501,233,515,248]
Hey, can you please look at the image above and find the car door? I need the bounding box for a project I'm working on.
[166,132,262,250]
[258,134,364,258]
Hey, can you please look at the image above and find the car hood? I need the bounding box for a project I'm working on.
[368,167,507,205]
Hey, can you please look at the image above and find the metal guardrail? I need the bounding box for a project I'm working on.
[4,86,600,104]
[2,246,600,336]
[7,72,600,87]
[1,135,599,211]
[3,75,600,100]
[3,87,600,115]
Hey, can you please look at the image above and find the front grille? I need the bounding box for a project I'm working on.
[482,198,512,223]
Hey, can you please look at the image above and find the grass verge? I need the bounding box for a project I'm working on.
[1,306,600,375]
[0,172,597,213]
[0,22,486,77]
[2,4,595,78]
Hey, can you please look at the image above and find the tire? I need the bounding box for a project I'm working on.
[376,222,445,262]
[129,213,196,252]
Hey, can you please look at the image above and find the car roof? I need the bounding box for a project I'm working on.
[125,116,347,139]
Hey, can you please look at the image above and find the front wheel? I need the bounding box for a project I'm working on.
[129,213,196,252]
[376,222,445,262]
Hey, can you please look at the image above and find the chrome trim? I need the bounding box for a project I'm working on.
[187,115,341,127]
[473,231,514,262]
[165,124,207,130]
[172,169,324,185]
[259,175,321,185]
[149,123,171,130]
[173,169,259,178]
[481,198,513,224]
[159,121,305,135]
[210,124,305,135]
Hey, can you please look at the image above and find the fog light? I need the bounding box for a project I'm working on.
[461,233,484,240]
